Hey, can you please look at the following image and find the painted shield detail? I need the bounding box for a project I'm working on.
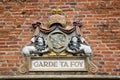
[47,30,68,53]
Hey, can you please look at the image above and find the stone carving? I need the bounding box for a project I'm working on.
[20,8,98,73]
[19,57,30,73]
[87,57,98,73]
[67,36,92,56]
[22,36,49,57]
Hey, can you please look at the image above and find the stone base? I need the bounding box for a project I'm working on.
[0,75,120,80]
[19,57,98,74]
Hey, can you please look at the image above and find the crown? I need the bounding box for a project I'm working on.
[51,8,62,15]
[48,8,66,28]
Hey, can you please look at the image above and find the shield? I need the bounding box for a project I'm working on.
[47,30,68,53]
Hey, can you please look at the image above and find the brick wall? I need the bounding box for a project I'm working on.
[0,0,120,76]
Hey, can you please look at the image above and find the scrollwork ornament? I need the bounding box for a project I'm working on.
[19,63,28,73]
[87,57,98,73]
[19,57,30,73]
[88,62,98,73]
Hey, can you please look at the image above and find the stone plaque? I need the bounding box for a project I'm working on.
[29,57,88,71]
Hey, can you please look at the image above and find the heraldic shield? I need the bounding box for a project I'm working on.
[47,30,68,53]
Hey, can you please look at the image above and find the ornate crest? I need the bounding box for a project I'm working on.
[19,8,98,73]
[47,30,68,53]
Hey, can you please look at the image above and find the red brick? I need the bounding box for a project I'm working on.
[56,2,64,5]
[49,0,60,2]
[68,0,76,2]
[38,0,49,2]
[6,41,17,45]
[105,65,116,69]
[102,51,113,54]
[107,43,120,47]
[95,47,108,51]
[106,68,112,72]
[61,0,67,2]
[99,68,105,72]
[27,0,38,2]
[117,57,120,61]
[8,64,14,67]
[10,30,22,34]
[111,72,117,75]
[5,56,19,59]
[7,60,20,63]
[76,0,87,2]
[1,64,7,67]
[111,11,120,16]
[103,57,115,61]
[93,57,102,60]
[106,61,119,65]
[0,68,10,71]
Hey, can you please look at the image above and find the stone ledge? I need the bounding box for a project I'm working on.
[0,75,120,79]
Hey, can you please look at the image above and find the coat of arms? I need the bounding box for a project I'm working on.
[19,9,98,73]
[47,30,68,53]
